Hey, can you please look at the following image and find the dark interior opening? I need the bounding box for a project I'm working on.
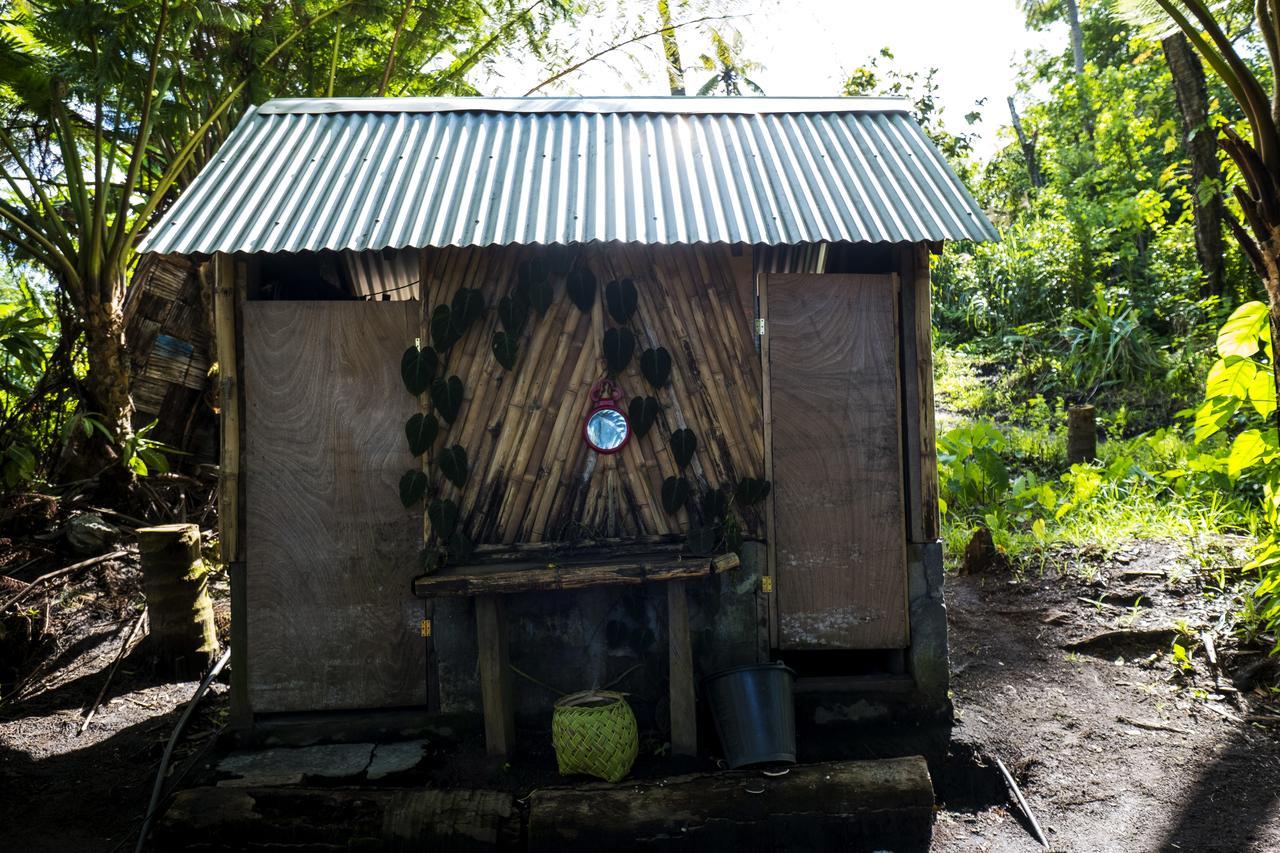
[772,648,908,679]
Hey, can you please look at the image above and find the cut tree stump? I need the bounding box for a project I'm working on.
[1067,404,1097,464]
[137,524,219,680]
[527,756,935,852]
[152,786,519,851]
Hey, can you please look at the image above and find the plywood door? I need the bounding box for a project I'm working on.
[764,274,908,649]
[243,301,425,713]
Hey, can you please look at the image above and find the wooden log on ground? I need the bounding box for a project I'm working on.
[152,786,520,851]
[1067,404,1097,465]
[527,757,935,853]
[137,524,219,679]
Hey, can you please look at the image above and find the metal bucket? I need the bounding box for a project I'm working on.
[703,662,796,769]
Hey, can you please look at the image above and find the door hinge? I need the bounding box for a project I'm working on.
[420,619,432,638]
[755,318,766,336]
[760,576,773,593]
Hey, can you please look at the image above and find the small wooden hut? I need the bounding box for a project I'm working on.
[140,97,995,752]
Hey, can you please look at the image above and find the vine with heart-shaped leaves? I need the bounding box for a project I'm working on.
[402,252,582,573]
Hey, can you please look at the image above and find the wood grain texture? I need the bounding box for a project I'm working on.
[413,551,738,597]
[475,594,514,756]
[911,244,941,542]
[243,301,425,713]
[666,580,697,756]
[765,274,908,649]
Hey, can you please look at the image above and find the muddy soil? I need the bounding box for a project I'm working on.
[3,537,1279,852]
[936,538,1280,852]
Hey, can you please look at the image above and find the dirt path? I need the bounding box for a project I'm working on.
[936,539,1280,852]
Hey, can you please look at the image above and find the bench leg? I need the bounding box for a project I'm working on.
[667,580,697,756]
[475,594,515,757]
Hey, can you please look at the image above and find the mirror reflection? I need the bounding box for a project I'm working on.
[586,409,629,452]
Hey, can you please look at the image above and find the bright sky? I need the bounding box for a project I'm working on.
[484,0,1063,162]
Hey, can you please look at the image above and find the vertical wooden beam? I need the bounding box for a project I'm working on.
[419,248,440,712]
[667,580,697,756]
[757,272,778,651]
[896,247,924,545]
[475,594,514,757]
[912,245,940,542]
[214,252,250,729]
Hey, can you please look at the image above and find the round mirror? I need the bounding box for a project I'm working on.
[585,408,630,454]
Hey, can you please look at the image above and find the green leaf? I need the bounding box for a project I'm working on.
[439,444,468,488]
[686,524,721,556]
[498,294,528,336]
[491,331,518,370]
[605,278,638,324]
[702,488,728,521]
[566,267,597,313]
[405,412,439,457]
[1193,396,1240,444]
[628,396,660,439]
[640,346,672,389]
[661,476,690,514]
[1217,301,1269,358]
[526,259,553,316]
[430,304,459,351]
[399,470,428,507]
[431,375,465,424]
[670,428,697,469]
[400,346,437,396]
[603,327,635,375]
[447,530,475,563]
[734,477,771,507]
[428,498,459,539]
[1250,368,1278,418]
[1206,355,1258,401]
[1228,429,1269,478]
[451,287,486,333]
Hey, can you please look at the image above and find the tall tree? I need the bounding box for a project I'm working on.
[657,0,686,95]
[0,0,568,483]
[1120,0,1280,429]
[1161,31,1226,296]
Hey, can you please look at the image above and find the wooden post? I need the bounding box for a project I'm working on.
[1067,404,1097,464]
[475,594,514,757]
[667,580,697,756]
[137,524,220,680]
[213,252,250,727]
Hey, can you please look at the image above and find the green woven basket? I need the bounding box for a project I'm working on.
[551,690,638,783]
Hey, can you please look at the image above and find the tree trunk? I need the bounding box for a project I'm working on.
[1064,0,1095,137]
[657,0,685,96]
[1163,33,1226,297]
[1007,96,1043,190]
[138,524,220,680]
[81,289,133,439]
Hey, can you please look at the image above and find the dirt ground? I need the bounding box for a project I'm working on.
[3,537,1280,852]
[935,537,1280,853]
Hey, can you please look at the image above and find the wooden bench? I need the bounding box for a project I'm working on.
[413,548,741,758]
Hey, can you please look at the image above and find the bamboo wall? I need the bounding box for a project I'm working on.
[416,243,766,546]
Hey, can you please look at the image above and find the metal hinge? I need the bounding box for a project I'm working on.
[420,619,432,638]
[760,576,773,593]
[755,318,766,336]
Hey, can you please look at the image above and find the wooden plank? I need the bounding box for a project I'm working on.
[243,301,424,713]
[214,253,251,729]
[413,551,739,597]
[667,580,697,756]
[896,248,925,544]
[765,274,908,650]
[758,271,779,650]
[912,244,941,542]
[475,594,515,757]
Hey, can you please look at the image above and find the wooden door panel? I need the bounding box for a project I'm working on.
[765,273,907,649]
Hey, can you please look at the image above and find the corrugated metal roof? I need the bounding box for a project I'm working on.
[140,97,997,255]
